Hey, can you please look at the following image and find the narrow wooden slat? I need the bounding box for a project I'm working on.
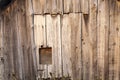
[51,0,57,14]
[63,0,72,13]
[70,13,82,80]
[72,0,81,13]
[33,0,45,14]
[61,14,72,77]
[45,0,52,14]
[34,15,47,78]
[45,15,53,78]
[81,14,90,80]
[46,15,62,77]
[57,0,63,14]
[97,0,109,80]
[89,0,97,80]
[81,0,89,14]
[16,9,25,80]
[109,1,120,80]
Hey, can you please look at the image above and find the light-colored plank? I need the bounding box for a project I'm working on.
[45,0,52,14]
[0,18,4,80]
[57,0,63,14]
[51,0,57,14]
[89,0,97,80]
[70,13,82,80]
[63,0,72,13]
[81,14,90,80]
[72,0,81,12]
[33,0,45,14]
[46,15,62,77]
[109,1,120,80]
[81,0,89,14]
[97,0,109,80]
[62,14,72,77]
[108,1,116,79]
[34,15,47,78]
[34,15,46,47]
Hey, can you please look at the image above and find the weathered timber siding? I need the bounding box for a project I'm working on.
[0,0,36,80]
[33,0,120,80]
[0,0,120,80]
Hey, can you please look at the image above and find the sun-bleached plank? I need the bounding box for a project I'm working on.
[46,15,62,77]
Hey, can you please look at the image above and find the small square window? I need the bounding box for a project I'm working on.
[39,47,52,64]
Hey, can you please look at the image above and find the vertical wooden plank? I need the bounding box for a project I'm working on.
[72,0,81,13]
[70,13,82,80]
[89,0,97,80]
[57,0,63,14]
[81,0,89,14]
[81,14,90,80]
[51,0,57,14]
[63,0,72,13]
[108,0,115,79]
[34,15,47,78]
[17,1,31,78]
[26,0,37,79]
[33,0,45,14]
[3,14,15,80]
[0,18,4,80]
[97,0,109,80]
[46,15,62,77]
[61,14,72,77]
[109,1,120,80]
[46,15,54,77]
[45,0,52,14]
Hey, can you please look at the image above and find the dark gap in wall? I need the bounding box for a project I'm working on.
[39,47,52,64]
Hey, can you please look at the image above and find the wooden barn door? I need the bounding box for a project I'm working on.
[34,15,52,79]
[34,15,62,79]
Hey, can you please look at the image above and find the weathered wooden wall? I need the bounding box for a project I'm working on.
[33,0,120,80]
[0,0,120,80]
[0,0,36,80]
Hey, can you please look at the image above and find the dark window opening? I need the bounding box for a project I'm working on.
[39,47,52,64]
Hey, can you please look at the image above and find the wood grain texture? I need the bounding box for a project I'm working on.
[34,15,48,78]
[61,14,72,77]
[70,13,82,80]
[109,0,120,80]
[0,0,120,80]
[63,0,72,13]
[0,17,4,80]
[46,15,62,77]
[81,14,90,80]
[72,0,81,12]
[45,0,52,14]
[81,0,89,14]
[89,0,97,80]
[33,0,45,14]
[97,0,109,80]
